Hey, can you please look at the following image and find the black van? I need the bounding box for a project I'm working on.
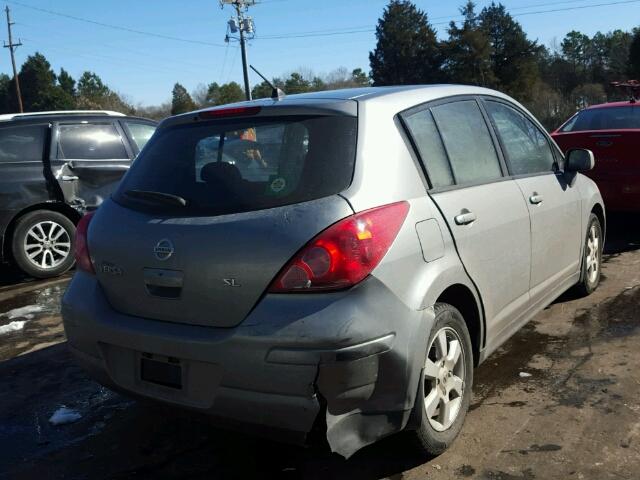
[0,110,156,278]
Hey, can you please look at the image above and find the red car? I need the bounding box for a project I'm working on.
[552,100,640,212]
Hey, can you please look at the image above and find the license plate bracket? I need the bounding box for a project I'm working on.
[140,356,182,389]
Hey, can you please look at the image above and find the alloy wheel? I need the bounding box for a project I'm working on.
[586,223,600,284]
[23,221,71,270]
[423,327,466,432]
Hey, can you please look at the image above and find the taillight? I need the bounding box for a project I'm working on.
[269,201,410,293]
[75,212,95,274]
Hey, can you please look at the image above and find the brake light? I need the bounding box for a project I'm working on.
[269,201,410,293]
[199,106,261,119]
[75,212,95,274]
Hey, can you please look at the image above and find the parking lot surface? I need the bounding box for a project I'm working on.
[0,216,639,480]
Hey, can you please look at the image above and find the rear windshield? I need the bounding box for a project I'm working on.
[115,115,357,215]
[560,106,640,132]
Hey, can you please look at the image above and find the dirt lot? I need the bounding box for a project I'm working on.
[0,216,639,480]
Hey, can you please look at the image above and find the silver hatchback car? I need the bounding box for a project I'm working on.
[62,85,604,458]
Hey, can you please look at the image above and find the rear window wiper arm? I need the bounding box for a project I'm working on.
[124,189,187,207]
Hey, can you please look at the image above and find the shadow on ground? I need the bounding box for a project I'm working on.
[603,213,640,256]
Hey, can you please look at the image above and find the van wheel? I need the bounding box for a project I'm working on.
[574,213,602,297]
[11,210,76,279]
[409,303,474,456]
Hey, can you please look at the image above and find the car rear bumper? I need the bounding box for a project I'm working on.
[62,271,434,457]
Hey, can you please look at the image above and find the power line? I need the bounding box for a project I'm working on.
[6,0,226,47]
[219,42,231,80]
[509,0,640,16]
[18,26,218,72]
[257,0,640,40]
[429,0,608,20]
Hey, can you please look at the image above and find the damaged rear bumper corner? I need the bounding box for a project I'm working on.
[62,272,435,458]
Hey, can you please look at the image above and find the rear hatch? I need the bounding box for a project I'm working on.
[89,105,358,327]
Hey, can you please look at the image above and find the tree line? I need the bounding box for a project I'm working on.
[0,53,134,115]
[369,0,640,128]
[167,66,371,117]
[1,1,639,129]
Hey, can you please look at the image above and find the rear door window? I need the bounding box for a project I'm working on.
[485,101,556,175]
[0,124,47,163]
[561,106,640,132]
[57,123,128,160]
[116,115,357,215]
[124,122,156,151]
[403,109,454,188]
[431,100,503,185]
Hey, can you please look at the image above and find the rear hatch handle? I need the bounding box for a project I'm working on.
[143,268,184,299]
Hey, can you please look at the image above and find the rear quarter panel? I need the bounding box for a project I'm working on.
[347,95,484,346]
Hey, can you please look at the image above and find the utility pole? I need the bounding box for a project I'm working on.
[4,6,23,113]
[221,0,255,101]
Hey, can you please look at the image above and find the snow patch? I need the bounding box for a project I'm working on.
[0,320,26,335]
[519,372,533,378]
[3,305,45,319]
[49,407,82,426]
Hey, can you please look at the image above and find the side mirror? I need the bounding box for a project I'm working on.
[565,148,594,172]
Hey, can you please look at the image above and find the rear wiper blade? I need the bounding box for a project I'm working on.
[124,189,187,207]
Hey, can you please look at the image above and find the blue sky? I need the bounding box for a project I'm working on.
[2,0,639,106]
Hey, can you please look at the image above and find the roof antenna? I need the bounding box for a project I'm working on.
[611,80,640,104]
[250,65,285,101]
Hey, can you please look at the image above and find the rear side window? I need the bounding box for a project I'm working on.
[0,124,46,163]
[124,122,156,151]
[561,106,640,132]
[403,109,454,188]
[485,101,556,175]
[116,115,357,215]
[431,100,502,185]
[57,123,128,160]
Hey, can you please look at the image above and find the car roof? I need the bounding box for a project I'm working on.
[0,110,157,124]
[583,101,637,110]
[201,84,511,108]
[164,84,518,129]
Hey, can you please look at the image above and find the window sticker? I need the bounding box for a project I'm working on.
[270,176,286,193]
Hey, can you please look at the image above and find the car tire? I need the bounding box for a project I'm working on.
[574,213,603,297]
[11,210,76,279]
[408,302,474,456]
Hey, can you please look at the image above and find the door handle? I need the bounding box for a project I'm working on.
[61,175,79,181]
[454,211,477,225]
[529,194,543,205]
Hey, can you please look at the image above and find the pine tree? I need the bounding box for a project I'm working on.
[216,82,245,105]
[351,68,371,86]
[17,53,74,111]
[443,1,495,86]
[170,83,197,115]
[369,0,443,85]
[58,68,76,97]
[479,3,541,99]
